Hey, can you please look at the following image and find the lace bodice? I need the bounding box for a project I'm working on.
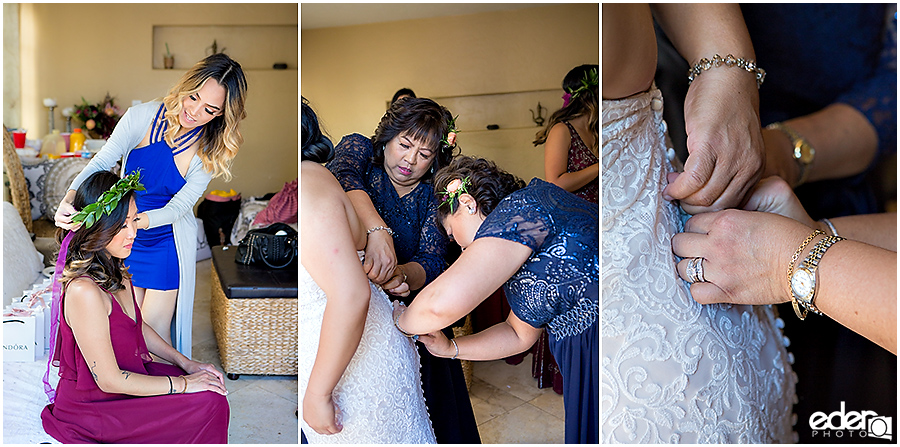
[298,254,435,443]
[474,179,598,339]
[326,134,448,295]
[601,87,797,443]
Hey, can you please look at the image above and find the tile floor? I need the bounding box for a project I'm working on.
[192,258,298,444]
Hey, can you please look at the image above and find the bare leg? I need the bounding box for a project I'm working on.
[139,288,178,347]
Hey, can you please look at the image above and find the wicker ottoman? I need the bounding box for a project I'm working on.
[210,246,297,380]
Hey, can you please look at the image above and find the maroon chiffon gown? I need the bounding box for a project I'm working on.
[41,280,229,443]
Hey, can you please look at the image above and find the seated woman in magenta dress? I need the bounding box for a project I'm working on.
[395,155,598,444]
[41,171,229,444]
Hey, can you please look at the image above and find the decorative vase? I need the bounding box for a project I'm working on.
[164,55,175,69]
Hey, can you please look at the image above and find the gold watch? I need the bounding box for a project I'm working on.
[767,122,815,187]
[790,234,844,319]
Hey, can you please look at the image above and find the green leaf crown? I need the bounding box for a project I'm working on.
[565,67,599,101]
[70,171,145,229]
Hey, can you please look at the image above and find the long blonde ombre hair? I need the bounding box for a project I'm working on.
[161,53,247,180]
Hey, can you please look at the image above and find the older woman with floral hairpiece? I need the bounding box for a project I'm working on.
[393,155,599,444]
[54,54,247,357]
[41,170,229,444]
[325,97,479,443]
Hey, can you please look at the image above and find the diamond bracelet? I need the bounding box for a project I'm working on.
[687,53,766,89]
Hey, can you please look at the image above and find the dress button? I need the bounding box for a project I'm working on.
[650,98,663,111]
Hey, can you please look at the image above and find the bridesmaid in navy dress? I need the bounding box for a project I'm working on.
[325,97,480,443]
[395,155,598,444]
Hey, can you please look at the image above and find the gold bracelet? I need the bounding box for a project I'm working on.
[180,375,187,394]
[393,308,419,340]
[687,53,766,88]
[787,230,825,320]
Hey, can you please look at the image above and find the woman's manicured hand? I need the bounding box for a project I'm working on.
[363,230,397,285]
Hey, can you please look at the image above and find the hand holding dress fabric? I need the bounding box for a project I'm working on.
[663,64,765,213]
[362,229,397,285]
[673,208,809,306]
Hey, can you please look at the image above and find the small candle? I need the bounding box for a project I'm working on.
[43,98,57,107]
[62,107,74,117]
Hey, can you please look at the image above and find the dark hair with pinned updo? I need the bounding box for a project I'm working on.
[371,97,457,183]
[56,171,136,293]
[301,97,334,163]
[433,155,526,228]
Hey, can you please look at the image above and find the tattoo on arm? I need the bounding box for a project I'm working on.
[121,370,131,380]
[90,361,98,381]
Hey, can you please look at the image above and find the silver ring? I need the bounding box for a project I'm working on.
[686,257,707,283]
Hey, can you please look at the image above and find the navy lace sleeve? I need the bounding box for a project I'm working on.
[836,4,897,156]
[410,195,448,285]
[475,179,599,338]
[325,133,373,192]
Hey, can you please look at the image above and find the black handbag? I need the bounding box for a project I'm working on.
[235,223,298,269]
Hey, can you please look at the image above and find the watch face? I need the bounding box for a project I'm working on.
[791,268,815,301]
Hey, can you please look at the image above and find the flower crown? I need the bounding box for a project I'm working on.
[440,177,470,214]
[441,115,459,147]
[563,68,599,107]
[70,171,145,229]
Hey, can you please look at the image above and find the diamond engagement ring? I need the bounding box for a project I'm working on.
[686,257,707,283]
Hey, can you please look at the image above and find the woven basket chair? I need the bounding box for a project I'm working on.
[3,126,32,233]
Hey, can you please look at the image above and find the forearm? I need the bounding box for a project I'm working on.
[142,322,190,369]
[548,164,599,193]
[812,241,896,354]
[448,322,540,361]
[346,189,386,230]
[400,280,466,334]
[306,296,368,397]
[652,4,754,63]
[96,367,185,396]
[822,213,896,251]
[784,104,878,183]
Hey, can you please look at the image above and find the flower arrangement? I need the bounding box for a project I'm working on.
[442,115,459,147]
[440,177,470,213]
[73,93,123,140]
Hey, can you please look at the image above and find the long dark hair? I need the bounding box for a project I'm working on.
[162,53,248,180]
[433,156,526,228]
[301,97,334,163]
[371,97,457,183]
[56,171,135,293]
[533,64,598,150]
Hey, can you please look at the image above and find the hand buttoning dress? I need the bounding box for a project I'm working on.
[601,86,797,443]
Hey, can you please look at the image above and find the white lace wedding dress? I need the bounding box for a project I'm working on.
[601,86,798,443]
[299,253,435,444]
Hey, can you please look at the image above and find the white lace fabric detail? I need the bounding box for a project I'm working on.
[299,253,436,443]
[601,87,797,443]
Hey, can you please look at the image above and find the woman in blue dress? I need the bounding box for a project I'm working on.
[325,97,480,443]
[394,155,599,444]
[54,54,248,357]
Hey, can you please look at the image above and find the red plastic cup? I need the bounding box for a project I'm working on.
[12,130,26,148]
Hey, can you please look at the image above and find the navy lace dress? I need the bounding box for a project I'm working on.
[326,133,480,444]
[474,179,599,444]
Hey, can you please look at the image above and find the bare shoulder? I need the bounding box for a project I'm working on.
[301,161,348,208]
[64,277,112,318]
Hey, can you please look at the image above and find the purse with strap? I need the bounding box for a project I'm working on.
[234,222,297,269]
